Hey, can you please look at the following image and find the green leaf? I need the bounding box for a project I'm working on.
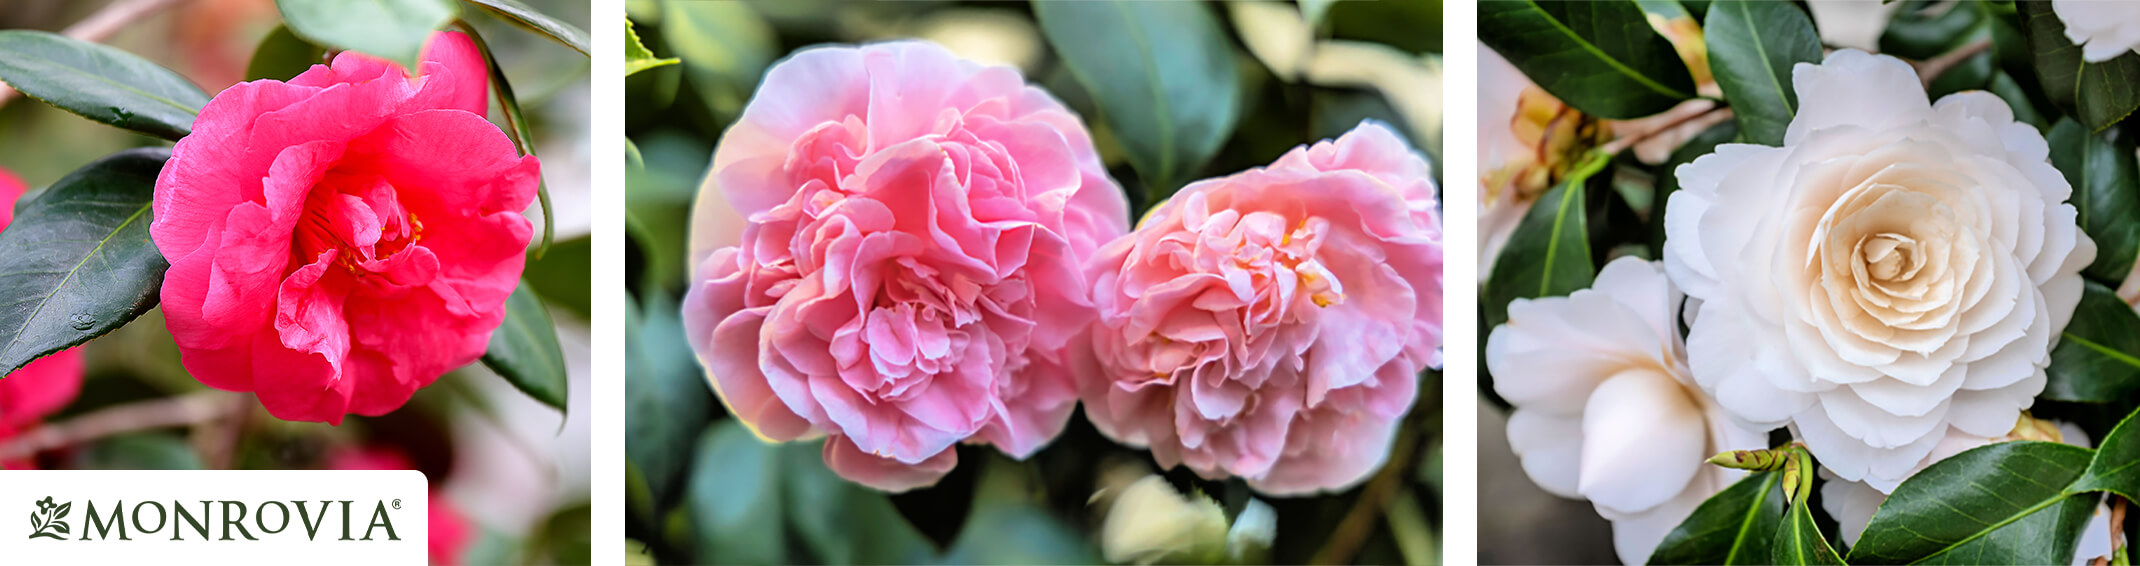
[661,0,775,120]
[480,283,567,412]
[2046,281,2140,403]
[0,148,169,378]
[76,433,203,470]
[1649,471,1784,565]
[464,0,589,55]
[623,18,677,77]
[1703,0,1820,146]
[275,0,459,71]
[1847,441,2098,565]
[522,235,590,320]
[1035,0,1241,198]
[1772,495,1846,565]
[1479,0,1696,119]
[2019,1,2140,132]
[0,30,209,140]
[2071,406,2140,502]
[1484,153,1604,328]
[781,440,937,564]
[625,293,713,510]
[687,421,786,565]
[942,455,1103,565]
[2048,119,2140,285]
[1879,0,1988,60]
[245,25,326,82]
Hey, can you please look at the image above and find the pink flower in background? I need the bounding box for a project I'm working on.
[152,31,539,424]
[1077,122,1443,495]
[682,41,1129,492]
[327,446,474,564]
[0,167,85,469]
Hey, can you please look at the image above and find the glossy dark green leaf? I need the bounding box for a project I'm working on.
[623,18,677,77]
[522,235,590,320]
[2048,119,2140,285]
[2019,1,2140,132]
[1771,495,1844,565]
[276,0,459,71]
[464,0,588,55]
[1925,49,1994,100]
[1879,0,1988,60]
[625,293,712,509]
[781,440,937,564]
[0,31,208,140]
[2046,281,2140,403]
[2071,406,2140,501]
[687,420,786,565]
[245,25,326,82]
[480,282,566,411]
[1847,441,2097,565]
[1703,0,1820,146]
[1035,0,1240,197]
[1484,156,1602,328]
[1479,0,1696,119]
[0,148,169,378]
[1650,471,1784,565]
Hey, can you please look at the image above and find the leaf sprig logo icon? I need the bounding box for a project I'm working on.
[27,496,70,540]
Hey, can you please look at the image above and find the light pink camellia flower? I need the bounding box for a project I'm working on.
[1077,122,1442,495]
[0,167,86,470]
[682,41,1129,492]
[152,31,539,424]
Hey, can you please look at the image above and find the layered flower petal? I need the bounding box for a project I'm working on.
[1078,121,1441,495]
[1663,50,2092,488]
[681,40,1127,491]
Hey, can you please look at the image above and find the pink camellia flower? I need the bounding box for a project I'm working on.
[327,446,475,564]
[152,31,539,424]
[682,41,1129,492]
[1076,122,1443,495]
[0,167,85,469]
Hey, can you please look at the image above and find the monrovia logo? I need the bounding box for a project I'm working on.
[28,497,70,540]
[24,496,403,542]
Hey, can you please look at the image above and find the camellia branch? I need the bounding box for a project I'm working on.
[0,0,190,107]
[1598,106,1735,157]
[1911,39,1994,89]
[0,390,244,461]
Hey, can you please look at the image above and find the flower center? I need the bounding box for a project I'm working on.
[292,177,423,274]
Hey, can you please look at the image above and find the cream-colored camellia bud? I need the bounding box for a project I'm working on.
[1099,476,1229,565]
[1489,257,1768,564]
[2052,0,2140,62]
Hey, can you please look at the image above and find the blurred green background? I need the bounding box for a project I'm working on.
[0,1,592,564]
[623,1,1442,564]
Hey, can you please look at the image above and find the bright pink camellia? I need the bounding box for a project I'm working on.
[682,41,1129,492]
[1077,122,1443,495]
[0,167,86,469]
[152,31,538,424]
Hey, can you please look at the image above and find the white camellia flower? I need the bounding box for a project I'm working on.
[2053,0,2140,62]
[1489,257,1767,565]
[1663,49,2096,490]
[1820,420,2116,565]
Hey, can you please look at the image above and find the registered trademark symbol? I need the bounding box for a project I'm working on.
[392,499,401,510]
